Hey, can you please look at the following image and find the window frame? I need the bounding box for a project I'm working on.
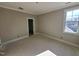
[63,6,79,36]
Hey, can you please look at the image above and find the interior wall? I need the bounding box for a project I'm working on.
[0,7,36,42]
[37,8,79,45]
[34,16,39,33]
[0,5,79,45]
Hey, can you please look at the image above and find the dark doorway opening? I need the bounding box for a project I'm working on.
[28,19,34,36]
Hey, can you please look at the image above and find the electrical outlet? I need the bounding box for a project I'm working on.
[60,36,63,39]
[17,34,21,38]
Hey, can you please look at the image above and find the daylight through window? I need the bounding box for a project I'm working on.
[64,9,79,33]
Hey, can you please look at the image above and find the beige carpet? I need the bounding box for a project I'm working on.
[5,34,79,56]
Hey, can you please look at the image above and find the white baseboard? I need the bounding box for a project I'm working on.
[39,33,79,48]
[2,33,39,46]
[2,35,29,45]
[1,33,79,48]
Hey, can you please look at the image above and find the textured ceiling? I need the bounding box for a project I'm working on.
[0,2,79,15]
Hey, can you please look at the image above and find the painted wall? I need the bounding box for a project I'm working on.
[35,16,39,33]
[0,7,36,42]
[37,8,79,45]
[0,5,79,45]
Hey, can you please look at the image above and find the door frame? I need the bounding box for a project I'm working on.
[26,17,36,36]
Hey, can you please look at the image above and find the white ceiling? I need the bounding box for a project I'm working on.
[0,2,79,15]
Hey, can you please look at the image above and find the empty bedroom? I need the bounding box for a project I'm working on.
[0,2,79,56]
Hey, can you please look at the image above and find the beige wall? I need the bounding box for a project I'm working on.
[37,9,79,45]
[35,16,38,33]
[0,7,36,42]
[0,6,79,45]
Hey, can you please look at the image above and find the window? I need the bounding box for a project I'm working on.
[64,8,79,34]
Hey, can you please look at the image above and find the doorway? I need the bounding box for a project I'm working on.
[28,19,34,36]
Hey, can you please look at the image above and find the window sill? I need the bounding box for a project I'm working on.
[63,32,79,36]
